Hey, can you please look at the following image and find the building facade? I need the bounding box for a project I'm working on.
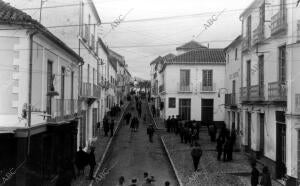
[224,36,243,150]
[0,1,82,184]
[239,0,300,184]
[159,48,226,124]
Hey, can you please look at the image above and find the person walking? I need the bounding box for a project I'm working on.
[75,146,88,176]
[223,137,230,162]
[166,116,171,132]
[110,119,115,137]
[129,178,138,186]
[260,166,272,186]
[251,162,260,186]
[103,115,109,137]
[147,124,155,143]
[88,147,96,180]
[164,181,170,186]
[125,112,132,125]
[216,137,223,161]
[191,143,202,171]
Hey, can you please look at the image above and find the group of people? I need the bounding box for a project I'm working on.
[251,162,272,186]
[215,124,236,162]
[166,115,201,147]
[103,114,115,137]
[74,146,96,181]
[115,172,171,186]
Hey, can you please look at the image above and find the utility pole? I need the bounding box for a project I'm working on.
[39,0,47,23]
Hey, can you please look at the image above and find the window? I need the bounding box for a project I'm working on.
[47,61,53,115]
[71,71,74,99]
[61,67,65,100]
[246,60,251,87]
[168,98,176,108]
[179,69,190,91]
[279,45,286,83]
[227,54,230,63]
[87,64,90,83]
[202,70,213,91]
[246,16,252,45]
[235,48,238,60]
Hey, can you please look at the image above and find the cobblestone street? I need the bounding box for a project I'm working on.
[162,128,283,186]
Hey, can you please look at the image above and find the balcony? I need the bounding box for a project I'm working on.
[93,84,100,98]
[225,93,236,106]
[242,36,251,52]
[178,83,192,93]
[81,82,91,97]
[249,85,265,101]
[271,10,287,36]
[159,84,165,93]
[240,87,248,102]
[48,99,78,123]
[268,81,287,101]
[200,83,216,92]
[253,24,264,45]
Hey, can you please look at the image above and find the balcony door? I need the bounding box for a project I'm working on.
[259,113,265,157]
[47,61,53,115]
[247,112,252,152]
[246,60,251,88]
[203,70,213,91]
[258,55,264,97]
[279,45,286,83]
[180,70,190,91]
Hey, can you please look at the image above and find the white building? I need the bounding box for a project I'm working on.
[159,48,226,124]
[9,0,108,148]
[224,35,242,150]
[239,0,300,183]
[0,1,82,184]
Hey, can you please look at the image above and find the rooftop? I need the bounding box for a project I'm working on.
[176,40,208,51]
[167,48,225,64]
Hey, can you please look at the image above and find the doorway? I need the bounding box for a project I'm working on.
[259,113,265,156]
[276,111,286,179]
[201,99,214,126]
[179,99,191,120]
[247,112,252,152]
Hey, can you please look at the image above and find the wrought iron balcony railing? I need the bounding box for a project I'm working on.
[178,83,192,93]
[271,9,287,36]
[268,81,287,101]
[253,24,264,45]
[48,99,78,123]
[249,84,265,101]
[81,82,92,97]
[200,83,216,92]
[225,93,236,106]
[159,84,165,93]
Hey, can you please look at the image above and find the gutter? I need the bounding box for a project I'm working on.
[27,29,38,156]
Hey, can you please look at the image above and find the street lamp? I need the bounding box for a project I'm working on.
[217,88,228,98]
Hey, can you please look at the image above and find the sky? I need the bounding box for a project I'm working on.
[95,0,253,79]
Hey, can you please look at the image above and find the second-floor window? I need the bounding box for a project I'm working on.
[246,60,251,87]
[203,70,213,90]
[180,69,190,90]
[246,16,252,44]
[279,45,286,83]
[235,48,238,60]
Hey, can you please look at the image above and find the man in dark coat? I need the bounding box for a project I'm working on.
[170,115,175,132]
[216,137,223,161]
[179,121,185,143]
[110,119,115,137]
[125,112,132,125]
[223,137,230,162]
[75,146,88,176]
[251,162,259,186]
[88,148,96,180]
[103,115,109,137]
[166,116,171,132]
[147,124,155,143]
[191,143,202,171]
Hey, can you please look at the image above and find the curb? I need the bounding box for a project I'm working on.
[160,136,184,186]
[89,102,130,186]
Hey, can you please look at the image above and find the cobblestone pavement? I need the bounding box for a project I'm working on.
[95,101,178,186]
[163,128,282,186]
[71,103,129,186]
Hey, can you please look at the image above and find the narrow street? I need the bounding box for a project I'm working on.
[95,101,178,186]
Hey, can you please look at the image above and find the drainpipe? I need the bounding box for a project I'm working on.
[27,29,38,156]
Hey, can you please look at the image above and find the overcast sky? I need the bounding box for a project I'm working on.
[96,0,252,79]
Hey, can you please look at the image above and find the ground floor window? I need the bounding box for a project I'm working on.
[168,97,176,108]
[179,99,191,120]
[92,108,98,137]
[298,130,300,179]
